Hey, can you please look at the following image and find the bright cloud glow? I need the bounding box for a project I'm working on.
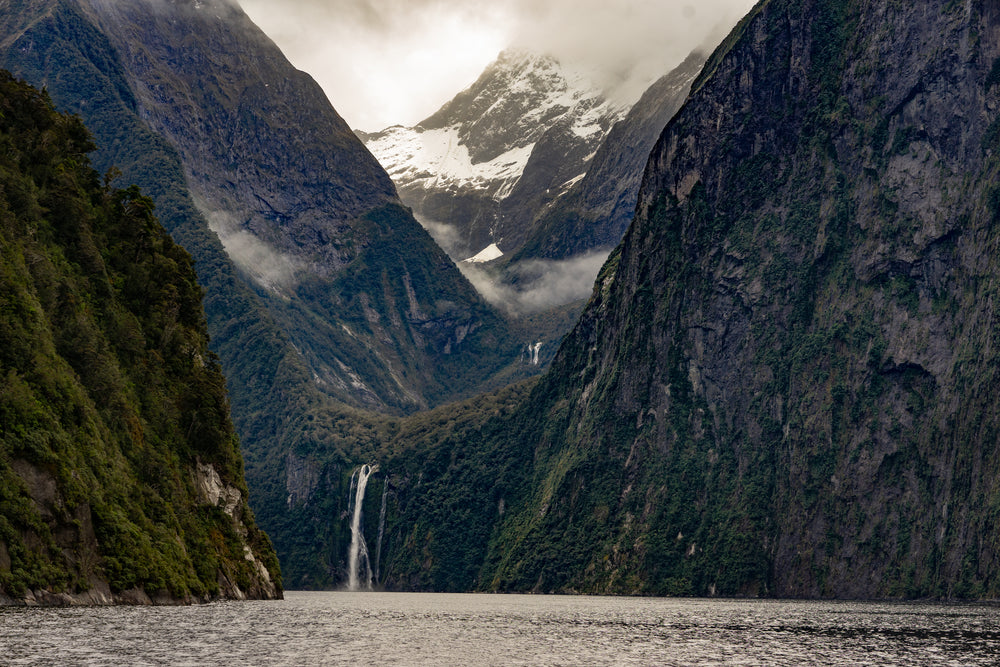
[239,0,757,131]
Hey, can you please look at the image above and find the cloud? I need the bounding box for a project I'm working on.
[241,0,513,130]
[458,250,612,315]
[239,0,757,131]
[410,212,609,313]
[201,206,303,295]
[412,213,466,258]
[505,0,756,103]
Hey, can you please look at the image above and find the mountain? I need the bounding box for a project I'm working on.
[514,50,707,262]
[78,0,520,413]
[361,50,630,262]
[321,0,1000,599]
[364,48,707,329]
[0,0,539,586]
[2,0,522,419]
[0,72,279,604]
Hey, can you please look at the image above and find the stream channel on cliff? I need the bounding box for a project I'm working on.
[2,592,1000,665]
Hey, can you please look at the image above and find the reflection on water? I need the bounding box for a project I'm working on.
[2,592,999,665]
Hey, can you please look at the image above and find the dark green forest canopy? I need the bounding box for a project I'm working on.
[0,71,279,602]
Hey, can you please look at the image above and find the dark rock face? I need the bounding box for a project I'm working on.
[80,0,396,276]
[505,0,1000,598]
[368,0,1000,599]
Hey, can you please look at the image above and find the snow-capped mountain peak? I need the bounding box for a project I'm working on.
[361,49,631,258]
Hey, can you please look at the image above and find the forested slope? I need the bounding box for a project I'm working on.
[0,72,280,604]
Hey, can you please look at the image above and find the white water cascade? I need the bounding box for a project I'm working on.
[374,481,388,583]
[347,464,378,591]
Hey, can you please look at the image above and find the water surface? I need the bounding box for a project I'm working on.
[2,591,999,665]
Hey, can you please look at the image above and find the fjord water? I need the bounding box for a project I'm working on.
[3,593,999,665]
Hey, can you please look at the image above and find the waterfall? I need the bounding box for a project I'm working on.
[531,342,543,365]
[374,480,388,584]
[347,468,358,514]
[347,463,378,591]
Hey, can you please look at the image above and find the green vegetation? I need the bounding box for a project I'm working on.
[0,72,279,601]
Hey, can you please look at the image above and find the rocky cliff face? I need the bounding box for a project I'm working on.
[361,0,1000,599]
[362,50,629,261]
[79,0,396,281]
[494,0,1000,598]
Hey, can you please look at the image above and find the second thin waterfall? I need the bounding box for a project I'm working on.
[346,464,378,591]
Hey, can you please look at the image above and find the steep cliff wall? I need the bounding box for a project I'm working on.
[369,0,1000,599]
[491,0,1000,598]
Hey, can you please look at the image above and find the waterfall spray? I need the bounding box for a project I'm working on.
[374,480,388,583]
[347,464,377,591]
[347,468,358,514]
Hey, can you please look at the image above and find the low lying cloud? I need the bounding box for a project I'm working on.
[202,207,303,295]
[507,0,757,105]
[412,213,467,259]
[459,250,612,315]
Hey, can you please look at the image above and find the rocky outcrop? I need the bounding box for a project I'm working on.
[2,462,277,606]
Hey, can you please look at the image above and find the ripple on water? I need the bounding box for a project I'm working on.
[1,593,1000,666]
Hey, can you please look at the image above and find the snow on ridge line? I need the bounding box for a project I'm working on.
[362,50,631,200]
[463,243,504,264]
[365,126,536,196]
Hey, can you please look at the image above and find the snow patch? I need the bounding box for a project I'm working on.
[463,243,504,264]
[366,126,535,200]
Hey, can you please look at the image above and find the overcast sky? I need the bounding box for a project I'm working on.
[239,1,757,131]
